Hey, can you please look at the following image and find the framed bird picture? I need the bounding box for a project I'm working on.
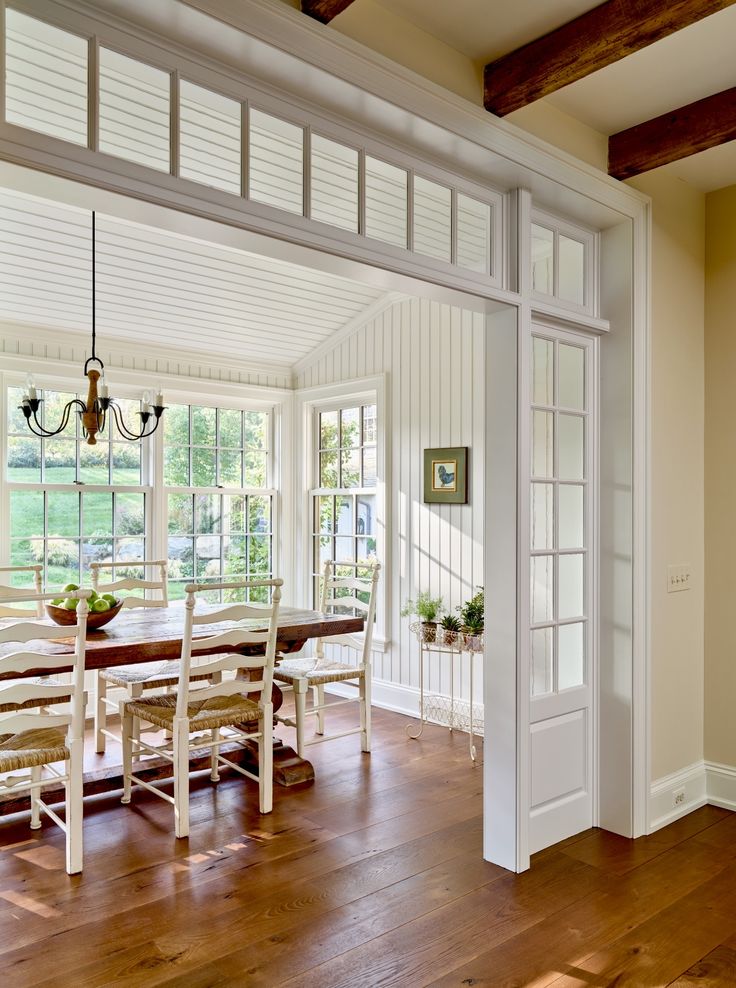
[423,447,468,504]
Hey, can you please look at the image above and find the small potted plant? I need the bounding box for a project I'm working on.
[439,613,461,646]
[458,586,484,650]
[401,591,444,643]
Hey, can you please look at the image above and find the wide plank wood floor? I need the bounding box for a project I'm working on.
[1,702,735,987]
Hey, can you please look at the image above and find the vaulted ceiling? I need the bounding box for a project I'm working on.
[300,0,736,192]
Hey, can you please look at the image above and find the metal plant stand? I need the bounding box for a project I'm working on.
[406,622,483,763]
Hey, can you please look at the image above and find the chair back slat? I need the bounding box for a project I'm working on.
[177,579,282,719]
[316,560,381,664]
[324,596,371,613]
[0,591,89,744]
[0,565,44,618]
[90,560,168,609]
[187,652,269,678]
[192,602,274,625]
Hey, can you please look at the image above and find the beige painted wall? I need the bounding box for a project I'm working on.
[704,185,736,767]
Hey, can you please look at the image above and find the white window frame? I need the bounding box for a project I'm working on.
[296,375,388,650]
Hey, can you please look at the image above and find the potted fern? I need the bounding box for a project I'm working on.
[401,591,444,643]
[458,587,484,650]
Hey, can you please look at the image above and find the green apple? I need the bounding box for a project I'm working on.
[51,597,64,606]
[102,593,117,604]
[63,583,79,593]
[88,589,99,601]
[91,598,110,613]
[64,597,79,610]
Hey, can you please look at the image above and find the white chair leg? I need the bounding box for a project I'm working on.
[294,680,307,758]
[121,706,134,805]
[95,672,107,754]
[65,740,84,875]
[173,718,190,839]
[259,703,273,814]
[29,765,42,830]
[210,728,220,782]
[314,684,325,735]
[360,668,372,753]
[130,683,142,745]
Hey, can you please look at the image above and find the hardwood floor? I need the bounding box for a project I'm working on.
[0,703,735,987]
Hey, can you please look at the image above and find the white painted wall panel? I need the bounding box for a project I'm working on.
[297,297,485,704]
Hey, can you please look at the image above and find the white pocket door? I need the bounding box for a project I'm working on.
[529,327,597,854]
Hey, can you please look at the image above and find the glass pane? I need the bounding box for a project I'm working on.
[46,438,78,483]
[559,485,584,550]
[42,390,77,437]
[340,407,360,447]
[48,491,79,539]
[115,493,145,537]
[80,441,109,484]
[195,535,221,574]
[191,406,216,446]
[192,447,216,487]
[223,535,247,576]
[168,537,194,580]
[413,176,452,262]
[249,536,271,574]
[244,451,267,488]
[559,553,584,620]
[340,448,361,488]
[7,387,29,433]
[559,235,585,306]
[531,627,553,697]
[335,496,354,535]
[164,404,189,444]
[83,537,112,578]
[244,411,268,450]
[115,537,145,564]
[362,446,377,487]
[223,494,245,534]
[531,411,553,479]
[10,538,41,569]
[112,442,140,485]
[82,492,112,539]
[559,344,585,410]
[532,337,554,406]
[99,47,170,172]
[111,398,142,440]
[456,194,491,274]
[311,134,358,232]
[249,109,303,214]
[531,555,553,625]
[320,410,338,449]
[531,224,554,295]
[219,449,242,488]
[8,437,41,482]
[218,408,242,448]
[558,622,585,690]
[335,536,354,563]
[559,414,584,481]
[195,494,221,534]
[320,451,338,489]
[248,496,271,533]
[317,496,334,534]
[531,483,553,551]
[362,404,377,444]
[357,494,375,536]
[5,10,88,146]
[9,490,44,540]
[316,535,332,570]
[46,539,80,585]
[365,156,408,249]
[164,445,190,487]
[179,80,241,195]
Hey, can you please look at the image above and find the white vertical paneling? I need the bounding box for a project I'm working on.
[295,296,485,703]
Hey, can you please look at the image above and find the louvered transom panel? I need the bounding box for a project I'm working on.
[0,189,384,369]
[179,80,241,195]
[413,176,452,263]
[249,109,303,215]
[4,9,88,147]
[99,47,170,173]
[365,156,408,250]
[311,135,359,233]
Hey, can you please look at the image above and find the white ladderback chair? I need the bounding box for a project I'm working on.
[120,578,283,838]
[0,590,90,874]
[0,565,44,618]
[275,559,380,757]
[92,559,169,753]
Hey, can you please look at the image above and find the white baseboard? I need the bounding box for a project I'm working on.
[648,760,707,832]
[705,761,736,811]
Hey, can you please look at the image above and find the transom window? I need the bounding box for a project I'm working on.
[531,211,596,314]
[311,402,377,605]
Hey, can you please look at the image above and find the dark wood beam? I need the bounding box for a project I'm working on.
[301,0,357,24]
[484,0,736,117]
[608,87,736,180]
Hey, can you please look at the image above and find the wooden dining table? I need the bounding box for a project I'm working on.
[0,602,364,816]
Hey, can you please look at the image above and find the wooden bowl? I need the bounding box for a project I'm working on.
[46,599,124,630]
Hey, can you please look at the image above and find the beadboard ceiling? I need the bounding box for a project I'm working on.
[0,188,387,371]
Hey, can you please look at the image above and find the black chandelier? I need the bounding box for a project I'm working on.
[19,212,165,446]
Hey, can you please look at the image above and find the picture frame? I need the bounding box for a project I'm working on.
[423,447,468,504]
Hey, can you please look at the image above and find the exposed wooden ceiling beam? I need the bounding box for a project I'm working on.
[484,0,736,117]
[301,0,357,24]
[608,87,736,180]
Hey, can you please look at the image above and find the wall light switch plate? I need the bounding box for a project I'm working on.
[667,564,692,593]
